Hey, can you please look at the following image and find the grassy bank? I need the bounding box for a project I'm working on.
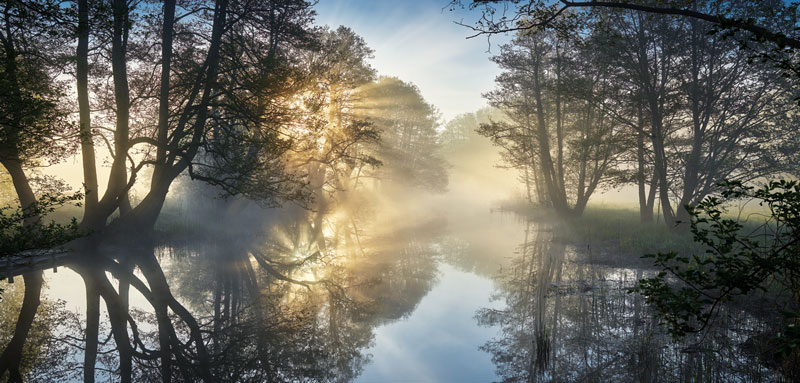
[499,204,702,266]
[557,206,700,256]
[500,201,776,268]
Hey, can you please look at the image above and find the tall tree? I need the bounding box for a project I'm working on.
[596,6,798,227]
[356,76,449,193]
[468,2,800,225]
[480,25,624,217]
[65,0,320,381]
[0,1,74,379]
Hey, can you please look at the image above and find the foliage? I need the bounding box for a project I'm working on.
[0,282,79,382]
[0,193,83,259]
[633,180,800,359]
[479,20,626,215]
[187,1,319,206]
[454,0,800,86]
[479,220,778,381]
[462,1,800,226]
[357,77,449,192]
[0,0,74,165]
[0,1,454,381]
[283,25,381,205]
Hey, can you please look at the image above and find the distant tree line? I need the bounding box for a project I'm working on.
[467,0,800,226]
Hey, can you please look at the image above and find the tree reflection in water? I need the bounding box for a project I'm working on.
[0,207,443,382]
[0,281,81,382]
[477,221,782,383]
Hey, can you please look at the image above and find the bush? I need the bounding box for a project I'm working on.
[632,180,800,365]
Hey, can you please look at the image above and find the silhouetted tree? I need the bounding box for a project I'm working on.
[356,76,449,192]
[480,22,625,217]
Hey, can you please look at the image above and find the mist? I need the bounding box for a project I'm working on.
[1,1,799,382]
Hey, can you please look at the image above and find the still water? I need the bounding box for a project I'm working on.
[0,203,783,382]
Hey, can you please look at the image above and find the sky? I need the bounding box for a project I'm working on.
[314,0,509,121]
[355,264,504,383]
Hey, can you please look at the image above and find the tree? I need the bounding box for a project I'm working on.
[356,76,449,193]
[0,0,74,223]
[287,25,379,249]
[455,0,800,58]
[0,1,78,379]
[0,1,323,381]
[463,1,800,226]
[0,281,81,382]
[592,5,799,227]
[479,22,625,217]
[187,0,318,205]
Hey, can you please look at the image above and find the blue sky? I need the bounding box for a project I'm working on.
[314,0,510,121]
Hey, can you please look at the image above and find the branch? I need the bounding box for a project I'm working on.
[559,1,800,49]
[128,136,160,149]
[467,1,800,50]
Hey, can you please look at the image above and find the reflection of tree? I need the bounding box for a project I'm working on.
[478,222,781,382]
[151,209,443,381]
[0,282,79,382]
[0,202,445,382]
[344,219,442,323]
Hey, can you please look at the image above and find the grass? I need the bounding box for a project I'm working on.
[499,202,699,258]
[559,206,700,256]
[499,202,771,268]
[502,198,775,262]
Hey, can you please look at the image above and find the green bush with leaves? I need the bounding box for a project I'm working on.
[0,193,83,258]
[632,180,800,357]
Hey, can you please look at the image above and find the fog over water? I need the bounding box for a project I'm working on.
[1,0,799,382]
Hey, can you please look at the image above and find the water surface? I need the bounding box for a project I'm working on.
[0,205,783,382]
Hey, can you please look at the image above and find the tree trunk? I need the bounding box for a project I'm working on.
[115,180,170,233]
[152,0,176,184]
[77,0,99,218]
[530,43,569,216]
[652,131,675,228]
[132,251,172,381]
[676,21,706,228]
[523,166,533,205]
[136,252,213,381]
[634,15,676,228]
[0,159,43,381]
[81,0,133,229]
[636,114,654,223]
[554,43,565,199]
[103,0,132,218]
[93,271,133,383]
[646,171,658,219]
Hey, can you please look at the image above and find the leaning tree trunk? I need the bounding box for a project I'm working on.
[0,19,46,379]
[0,271,43,382]
[635,107,656,223]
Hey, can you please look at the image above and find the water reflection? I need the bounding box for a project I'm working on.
[478,221,781,383]
[157,210,445,382]
[0,281,81,382]
[4,208,785,382]
[1,205,451,382]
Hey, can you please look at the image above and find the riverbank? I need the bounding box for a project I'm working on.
[504,204,697,255]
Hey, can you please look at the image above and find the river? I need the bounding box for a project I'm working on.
[0,201,782,382]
